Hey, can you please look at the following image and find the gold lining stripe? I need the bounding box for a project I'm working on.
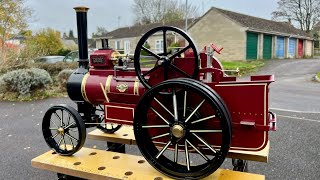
[100,83,110,103]
[134,80,139,95]
[106,75,113,93]
[81,73,91,104]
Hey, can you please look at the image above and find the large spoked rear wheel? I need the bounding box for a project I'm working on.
[134,79,231,179]
[42,105,86,156]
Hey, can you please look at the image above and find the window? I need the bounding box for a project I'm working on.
[115,40,121,50]
[155,39,163,53]
[124,41,130,54]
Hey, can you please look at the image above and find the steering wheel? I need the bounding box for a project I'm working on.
[134,26,199,89]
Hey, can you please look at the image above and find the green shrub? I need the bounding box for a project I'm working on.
[57,48,72,56]
[57,69,75,91]
[0,68,52,97]
[33,62,78,76]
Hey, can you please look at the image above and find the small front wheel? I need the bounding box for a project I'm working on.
[42,105,86,156]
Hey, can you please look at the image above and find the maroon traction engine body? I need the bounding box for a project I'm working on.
[42,7,276,180]
[84,47,275,152]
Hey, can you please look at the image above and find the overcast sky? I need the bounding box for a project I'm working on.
[25,0,279,37]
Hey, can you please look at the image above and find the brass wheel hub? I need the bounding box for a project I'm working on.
[57,127,65,135]
[172,124,185,138]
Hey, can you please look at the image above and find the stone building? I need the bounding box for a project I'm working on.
[95,7,314,61]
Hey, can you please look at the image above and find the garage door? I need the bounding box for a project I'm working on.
[246,32,258,60]
[276,36,285,58]
[288,38,296,58]
[298,39,303,58]
[263,34,272,59]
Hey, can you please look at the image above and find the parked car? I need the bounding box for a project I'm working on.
[63,49,96,62]
[34,56,65,64]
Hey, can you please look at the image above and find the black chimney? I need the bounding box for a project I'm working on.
[74,6,89,69]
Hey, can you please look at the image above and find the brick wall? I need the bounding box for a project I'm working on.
[188,9,246,61]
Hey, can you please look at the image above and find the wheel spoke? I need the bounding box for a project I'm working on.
[186,139,209,161]
[191,115,216,124]
[185,140,190,171]
[174,143,178,163]
[183,91,187,118]
[169,64,192,78]
[50,133,59,139]
[156,140,171,159]
[69,128,78,132]
[57,136,63,146]
[50,120,59,128]
[142,125,170,128]
[169,45,191,60]
[189,130,222,133]
[49,127,58,130]
[192,133,217,154]
[64,122,76,129]
[142,46,161,59]
[163,30,167,56]
[67,136,75,150]
[154,98,174,118]
[172,88,178,121]
[63,136,67,151]
[151,133,170,140]
[185,99,205,123]
[142,64,162,77]
[54,112,62,127]
[61,110,64,126]
[150,107,170,125]
[67,112,71,125]
[65,132,79,142]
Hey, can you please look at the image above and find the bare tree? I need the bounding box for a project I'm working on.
[92,26,108,38]
[132,0,199,25]
[272,0,320,32]
[0,0,32,64]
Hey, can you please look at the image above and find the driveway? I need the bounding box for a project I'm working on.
[256,59,320,112]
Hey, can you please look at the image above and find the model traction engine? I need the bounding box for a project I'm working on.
[42,7,277,179]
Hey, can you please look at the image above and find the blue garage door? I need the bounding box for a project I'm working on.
[276,36,285,58]
[288,38,296,58]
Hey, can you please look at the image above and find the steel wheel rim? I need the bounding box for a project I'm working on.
[134,79,231,179]
[42,105,86,156]
[96,104,122,134]
[134,26,199,89]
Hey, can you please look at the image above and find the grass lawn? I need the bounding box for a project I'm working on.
[317,72,320,80]
[222,60,265,76]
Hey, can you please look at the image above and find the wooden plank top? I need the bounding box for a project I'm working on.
[88,127,269,163]
[32,147,265,180]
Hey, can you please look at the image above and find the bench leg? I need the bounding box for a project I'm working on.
[106,142,125,153]
[57,173,87,180]
[232,159,248,172]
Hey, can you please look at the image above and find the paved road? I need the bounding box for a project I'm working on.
[0,59,319,179]
[257,59,320,112]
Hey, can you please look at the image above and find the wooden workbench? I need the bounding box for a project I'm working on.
[32,147,265,180]
[88,126,269,163]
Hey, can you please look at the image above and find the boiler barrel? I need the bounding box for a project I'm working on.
[81,74,145,105]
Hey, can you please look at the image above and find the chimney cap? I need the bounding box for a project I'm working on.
[74,6,89,12]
